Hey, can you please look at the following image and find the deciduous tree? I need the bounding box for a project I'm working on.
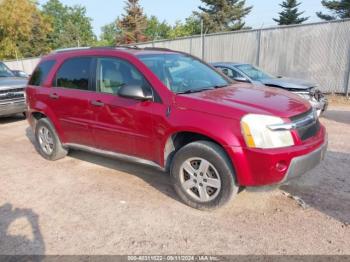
[42,0,96,49]
[145,16,172,41]
[0,0,52,59]
[99,19,121,46]
[167,16,202,39]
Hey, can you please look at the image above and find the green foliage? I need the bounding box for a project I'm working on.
[145,16,172,40]
[182,15,202,36]
[99,0,250,44]
[100,13,201,45]
[317,0,350,20]
[98,19,121,46]
[194,0,253,33]
[42,0,96,49]
[0,0,52,59]
[273,0,309,25]
[168,16,202,39]
[117,0,148,44]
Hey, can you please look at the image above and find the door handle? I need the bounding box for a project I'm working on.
[49,93,59,99]
[91,100,105,107]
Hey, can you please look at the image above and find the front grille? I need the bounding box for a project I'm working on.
[0,88,24,94]
[0,88,25,101]
[296,120,320,141]
[290,108,320,141]
[290,108,313,122]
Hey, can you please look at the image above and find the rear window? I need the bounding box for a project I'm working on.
[29,60,56,86]
[54,57,92,91]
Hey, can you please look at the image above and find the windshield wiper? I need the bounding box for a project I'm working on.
[213,84,230,89]
[177,88,214,94]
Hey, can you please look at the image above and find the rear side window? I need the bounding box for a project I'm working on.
[29,60,56,86]
[54,57,92,90]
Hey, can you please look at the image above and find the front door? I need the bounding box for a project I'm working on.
[89,57,159,161]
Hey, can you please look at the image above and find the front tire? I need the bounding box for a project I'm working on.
[171,141,239,210]
[35,118,68,161]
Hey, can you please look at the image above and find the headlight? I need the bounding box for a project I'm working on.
[241,114,294,149]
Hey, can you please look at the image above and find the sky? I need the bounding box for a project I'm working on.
[38,0,327,38]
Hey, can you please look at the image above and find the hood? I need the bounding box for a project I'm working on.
[260,77,316,90]
[0,77,28,91]
[175,83,311,119]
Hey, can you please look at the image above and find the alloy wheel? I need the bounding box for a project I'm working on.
[179,158,221,202]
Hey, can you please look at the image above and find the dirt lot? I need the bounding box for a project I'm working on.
[0,105,349,255]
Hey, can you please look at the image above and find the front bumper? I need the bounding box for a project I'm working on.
[0,99,26,117]
[280,139,327,184]
[225,125,327,186]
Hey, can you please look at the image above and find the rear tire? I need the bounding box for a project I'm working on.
[35,118,68,161]
[171,141,238,210]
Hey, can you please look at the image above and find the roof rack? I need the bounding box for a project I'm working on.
[50,46,173,54]
[51,47,91,54]
[142,47,172,52]
[92,45,141,50]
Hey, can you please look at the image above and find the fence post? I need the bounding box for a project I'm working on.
[345,41,350,98]
[21,59,25,72]
[346,71,350,98]
[256,29,262,67]
[190,37,193,55]
[201,34,205,60]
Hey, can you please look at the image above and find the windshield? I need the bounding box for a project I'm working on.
[236,64,273,81]
[0,62,15,77]
[138,53,230,94]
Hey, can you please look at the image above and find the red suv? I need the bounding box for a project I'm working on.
[26,47,327,210]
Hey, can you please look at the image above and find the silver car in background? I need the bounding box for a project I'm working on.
[0,62,27,117]
[212,62,328,116]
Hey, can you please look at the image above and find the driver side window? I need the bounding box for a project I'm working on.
[96,57,146,95]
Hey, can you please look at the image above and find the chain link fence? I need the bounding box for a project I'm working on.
[135,19,350,95]
[3,19,350,95]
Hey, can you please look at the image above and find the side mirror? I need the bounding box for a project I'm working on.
[233,77,249,83]
[118,85,153,101]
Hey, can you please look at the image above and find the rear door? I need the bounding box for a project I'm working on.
[48,57,95,146]
[89,56,159,160]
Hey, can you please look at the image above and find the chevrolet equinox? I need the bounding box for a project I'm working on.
[26,47,327,210]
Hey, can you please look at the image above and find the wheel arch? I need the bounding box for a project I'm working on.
[28,102,67,143]
[163,130,236,175]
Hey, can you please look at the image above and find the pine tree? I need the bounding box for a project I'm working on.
[273,0,309,25]
[194,0,253,33]
[317,0,350,20]
[117,0,148,44]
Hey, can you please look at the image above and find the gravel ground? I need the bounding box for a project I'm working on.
[0,105,349,255]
